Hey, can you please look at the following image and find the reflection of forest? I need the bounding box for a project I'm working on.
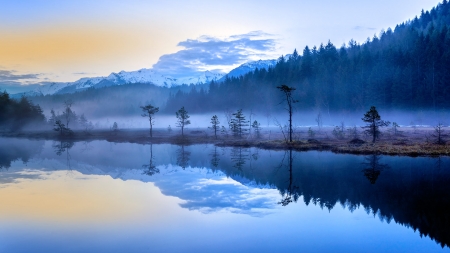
[1,139,449,248]
[217,151,450,248]
[0,138,44,170]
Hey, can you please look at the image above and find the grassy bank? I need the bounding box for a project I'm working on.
[1,127,449,157]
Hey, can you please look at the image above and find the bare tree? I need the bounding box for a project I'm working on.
[433,123,446,145]
[315,112,323,131]
[62,100,74,129]
[140,104,159,137]
[176,106,191,136]
[277,85,298,142]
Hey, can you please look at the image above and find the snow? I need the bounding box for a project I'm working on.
[27,58,278,96]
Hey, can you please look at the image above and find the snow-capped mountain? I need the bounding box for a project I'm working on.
[24,58,277,96]
[218,59,276,82]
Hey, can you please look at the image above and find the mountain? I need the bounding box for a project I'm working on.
[218,59,277,82]
[16,58,278,97]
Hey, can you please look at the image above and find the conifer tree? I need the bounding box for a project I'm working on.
[230,109,249,138]
[209,115,220,139]
[140,104,159,137]
[176,106,190,136]
[362,106,390,143]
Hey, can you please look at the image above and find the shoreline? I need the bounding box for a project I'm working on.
[1,128,449,158]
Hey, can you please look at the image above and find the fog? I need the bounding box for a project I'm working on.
[49,108,450,131]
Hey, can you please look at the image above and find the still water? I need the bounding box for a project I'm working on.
[0,138,449,253]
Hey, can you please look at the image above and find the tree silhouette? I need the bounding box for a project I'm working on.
[176,106,191,136]
[209,115,220,139]
[362,106,390,143]
[277,85,298,142]
[140,104,159,138]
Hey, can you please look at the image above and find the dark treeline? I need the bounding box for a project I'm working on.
[166,1,450,114]
[0,91,46,131]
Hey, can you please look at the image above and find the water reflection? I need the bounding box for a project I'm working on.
[361,154,389,184]
[0,138,449,249]
[276,149,299,206]
[176,144,190,169]
[53,140,74,170]
[142,143,159,176]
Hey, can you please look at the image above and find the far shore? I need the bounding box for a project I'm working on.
[1,126,449,157]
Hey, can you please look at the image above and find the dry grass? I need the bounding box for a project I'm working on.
[2,126,450,157]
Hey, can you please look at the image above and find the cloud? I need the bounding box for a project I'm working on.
[0,70,40,81]
[152,31,277,77]
[0,69,46,94]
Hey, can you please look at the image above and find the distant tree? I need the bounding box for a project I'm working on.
[53,120,66,135]
[347,125,359,139]
[332,122,345,139]
[230,109,249,138]
[209,115,220,139]
[62,100,74,129]
[277,85,298,142]
[252,120,262,138]
[112,122,118,131]
[308,127,315,138]
[221,125,228,137]
[391,122,401,136]
[78,114,93,133]
[362,106,390,143]
[315,112,323,131]
[433,123,446,145]
[140,104,159,137]
[48,109,57,126]
[176,106,190,136]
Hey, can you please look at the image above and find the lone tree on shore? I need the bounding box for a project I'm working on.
[277,85,298,142]
[176,106,190,136]
[209,115,220,139]
[140,104,159,137]
[230,109,249,138]
[362,106,390,143]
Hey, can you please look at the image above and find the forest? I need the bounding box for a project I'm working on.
[165,0,450,114]
[0,91,46,131]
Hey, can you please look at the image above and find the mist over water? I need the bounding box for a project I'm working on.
[69,109,450,131]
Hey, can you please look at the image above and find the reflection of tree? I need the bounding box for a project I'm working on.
[278,149,299,206]
[362,154,389,184]
[52,140,74,170]
[142,143,159,176]
[210,146,220,168]
[230,147,249,172]
[176,145,191,169]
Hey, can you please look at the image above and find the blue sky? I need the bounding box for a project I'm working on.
[0,0,441,93]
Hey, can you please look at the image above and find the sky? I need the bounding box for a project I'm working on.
[0,0,441,94]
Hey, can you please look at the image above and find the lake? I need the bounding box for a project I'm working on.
[0,138,449,253]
